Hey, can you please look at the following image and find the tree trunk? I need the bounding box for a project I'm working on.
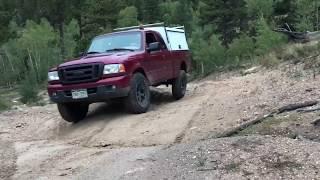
[58,22,65,60]
[78,14,83,39]
[317,0,319,31]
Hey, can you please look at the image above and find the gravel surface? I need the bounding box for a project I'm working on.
[131,136,320,180]
[0,140,17,180]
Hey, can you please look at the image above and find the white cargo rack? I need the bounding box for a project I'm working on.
[114,23,189,51]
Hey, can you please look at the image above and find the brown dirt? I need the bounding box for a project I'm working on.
[1,62,320,179]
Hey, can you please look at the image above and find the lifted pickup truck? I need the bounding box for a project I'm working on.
[47,23,191,122]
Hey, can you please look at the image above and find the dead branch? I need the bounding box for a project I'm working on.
[297,107,320,113]
[214,112,276,138]
[277,101,318,114]
[311,118,320,126]
[210,101,318,138]
[301,54,320,61]
[197,168,217,172]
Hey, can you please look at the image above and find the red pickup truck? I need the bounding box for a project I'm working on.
[47,23,191,122]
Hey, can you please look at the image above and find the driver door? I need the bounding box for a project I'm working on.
[144,32,166,84]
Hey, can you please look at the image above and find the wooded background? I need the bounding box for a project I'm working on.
[0,0,319,102]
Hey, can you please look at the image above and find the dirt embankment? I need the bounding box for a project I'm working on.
[1,61,320,179]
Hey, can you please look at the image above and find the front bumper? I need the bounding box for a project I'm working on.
[48,75,130,103]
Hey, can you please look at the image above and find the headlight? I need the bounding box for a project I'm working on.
[48,71,59,81]
[103,64,126,75]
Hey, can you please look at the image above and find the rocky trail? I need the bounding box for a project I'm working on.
[2,62,320,179]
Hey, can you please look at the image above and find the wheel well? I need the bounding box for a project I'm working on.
[133,68,149,84]
[133,68,147,77]
[181,62,187,72]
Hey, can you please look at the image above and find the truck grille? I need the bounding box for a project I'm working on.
[58,63,104,84]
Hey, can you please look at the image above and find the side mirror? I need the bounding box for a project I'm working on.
[147,42,161,52]
[78,51,85,57]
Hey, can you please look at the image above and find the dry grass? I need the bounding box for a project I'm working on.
[260,41,320,68]
[259,52,281,68]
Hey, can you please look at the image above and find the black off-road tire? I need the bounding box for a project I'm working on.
[57,103,89,123]
[172,70,187,100]
[125,73,150,114]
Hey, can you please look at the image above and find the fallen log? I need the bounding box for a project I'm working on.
[277,101,318,114]
[214,112,276,138]
[297,107,320,113]
[211,101,318,138]
[311,118,320,126]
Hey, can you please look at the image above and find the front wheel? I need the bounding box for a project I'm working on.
[57,103,89,123]
[125,73,151,114]
[172,70,187,100]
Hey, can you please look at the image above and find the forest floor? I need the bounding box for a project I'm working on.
[1,59,320,179]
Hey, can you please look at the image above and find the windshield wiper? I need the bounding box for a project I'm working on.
[86,51,101,55]
[106,48,135,52]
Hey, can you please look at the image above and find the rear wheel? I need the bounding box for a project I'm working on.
[172,70,187,100]
[57,103,89,123]
[125,73,150,114]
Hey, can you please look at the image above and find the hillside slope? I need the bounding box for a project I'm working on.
[1,52,320,179]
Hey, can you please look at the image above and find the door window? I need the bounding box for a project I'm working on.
[146,32,168,50]
[146,32,158,48]
[157,34,168,50]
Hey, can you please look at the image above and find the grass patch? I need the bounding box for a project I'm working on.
[0,86,22,111]
[223,162,242,172]
[257,41,320,69]
[0,99,9,111]
[259,52,281,68]
[19,75,39,104]
[278,44,299,61]
[260,152,303,171]
[231,138,265,152]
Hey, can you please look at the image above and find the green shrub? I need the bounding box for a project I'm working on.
[245,0,274,19]
[190,29,227,76]
[255,17,287,56]
[0,99,9,111]
[1,18,79,87]
[19,74,39,104]
[227,34,255,66]
[64,19,80,59]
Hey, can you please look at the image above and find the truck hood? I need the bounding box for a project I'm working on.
[59,52,137,68]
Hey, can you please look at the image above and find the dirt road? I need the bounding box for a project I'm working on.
[1,63,320,179]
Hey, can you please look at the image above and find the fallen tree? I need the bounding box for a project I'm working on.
[274,23,320,42]
[214,100,319,138]
[277,101,319,114]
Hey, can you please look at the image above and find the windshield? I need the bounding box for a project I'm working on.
[87,32,142,53]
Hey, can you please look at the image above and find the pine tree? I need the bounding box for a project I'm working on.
[274,0,298,28]
[295,0,320,31]
[142,0,160,23]
[245,0,274,19]
[78,0,121,50]
[172,0,193,32]
[117,6,139,27]
[0,0,15,44]
[199,0,248,46]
